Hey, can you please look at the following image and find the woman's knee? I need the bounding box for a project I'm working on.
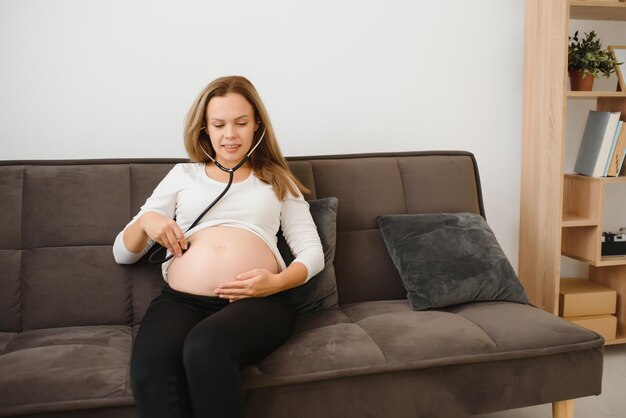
[182,326,235,371]
[131,331,189,388]
[130,347,168,388]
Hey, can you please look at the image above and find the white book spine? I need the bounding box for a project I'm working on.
[592,112,621,177]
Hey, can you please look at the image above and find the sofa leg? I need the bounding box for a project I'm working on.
[552,399,574,418]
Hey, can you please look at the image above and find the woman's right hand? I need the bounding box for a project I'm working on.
[139,212,188,257]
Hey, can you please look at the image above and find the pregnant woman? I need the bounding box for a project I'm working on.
[112,75,324,418]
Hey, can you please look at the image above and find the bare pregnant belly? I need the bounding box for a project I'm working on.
[166,226,279,296]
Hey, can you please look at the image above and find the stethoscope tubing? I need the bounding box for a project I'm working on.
[147,127,265,264]
[147,167,237,264]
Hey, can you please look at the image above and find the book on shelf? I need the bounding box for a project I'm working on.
[606,120,626,177]
[574,111,621,177]
[604,120,624,176]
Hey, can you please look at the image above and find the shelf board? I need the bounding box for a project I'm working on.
[570,1,626,21]
[602,176,626,183]
[564,173,626,183]
[562,252,595,264]
[562,252,626,266]
[562,214,598,227]
[596,255,626,266]
[567,91,626,99]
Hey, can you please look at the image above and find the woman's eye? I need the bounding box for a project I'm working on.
[213,125,224,128]
[237,123,247,126]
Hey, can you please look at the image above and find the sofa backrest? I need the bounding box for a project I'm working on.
[0,151,483,332]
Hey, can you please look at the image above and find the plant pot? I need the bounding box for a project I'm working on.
[569,70,595,91]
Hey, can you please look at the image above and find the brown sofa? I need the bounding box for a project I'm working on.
[0,151,603,417]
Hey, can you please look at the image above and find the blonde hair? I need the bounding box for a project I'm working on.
[184,76,308,200]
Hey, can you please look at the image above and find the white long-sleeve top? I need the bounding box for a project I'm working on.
[112,163,324,282]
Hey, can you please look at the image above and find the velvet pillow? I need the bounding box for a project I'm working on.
[376,212,529,311]
[275,197,339,313]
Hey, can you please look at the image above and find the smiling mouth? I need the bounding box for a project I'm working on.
[222,144,241,151]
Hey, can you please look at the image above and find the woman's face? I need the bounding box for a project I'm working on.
[205,93,259,167]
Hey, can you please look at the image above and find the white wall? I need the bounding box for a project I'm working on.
[0,0,525,269]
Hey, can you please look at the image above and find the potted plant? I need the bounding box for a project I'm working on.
[568,30,621,91]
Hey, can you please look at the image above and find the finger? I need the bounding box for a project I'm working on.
[227,294,250,302]
[165,229,182,257]
[217,283,255,297]
[161,233,175,255]
[236,269,259,280]
[158,235,170,249]
[217,280,249,290]
[217,290,240,300]
[173,226,188,250]
[216,272,264,297]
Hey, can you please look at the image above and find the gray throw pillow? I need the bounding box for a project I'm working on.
[276,197,339,313]
[376,212,528,311]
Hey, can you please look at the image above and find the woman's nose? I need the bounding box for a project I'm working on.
[224,124,236,138]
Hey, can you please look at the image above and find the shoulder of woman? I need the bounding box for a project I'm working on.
[282,185,305,202]
[174,162,204,170]
[172,162,205,177]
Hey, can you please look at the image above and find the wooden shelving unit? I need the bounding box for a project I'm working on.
[568,91,626,99]
[520,0,626,345]
[570,1,626,20]
[562,175,626,269]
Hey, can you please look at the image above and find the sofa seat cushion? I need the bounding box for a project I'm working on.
[241,300,603,389]
[0,302,603,417]
[0,325,133,416]
[0,333,14,354]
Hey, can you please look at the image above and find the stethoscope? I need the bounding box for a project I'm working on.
[148,124,267,264]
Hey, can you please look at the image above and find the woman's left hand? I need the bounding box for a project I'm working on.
[214,269,280,302]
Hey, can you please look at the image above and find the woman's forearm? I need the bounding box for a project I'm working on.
[276,262,308,292]
[123,214,150,253]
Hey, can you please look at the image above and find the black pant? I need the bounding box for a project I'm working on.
[130,283,294,418]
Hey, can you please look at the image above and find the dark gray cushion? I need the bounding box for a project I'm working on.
[276,197,339,313]
[376,212,529,310]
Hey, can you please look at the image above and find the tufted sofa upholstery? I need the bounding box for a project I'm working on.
[0,151,603,417]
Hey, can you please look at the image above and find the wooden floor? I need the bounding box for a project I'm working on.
[472,344,626,417]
